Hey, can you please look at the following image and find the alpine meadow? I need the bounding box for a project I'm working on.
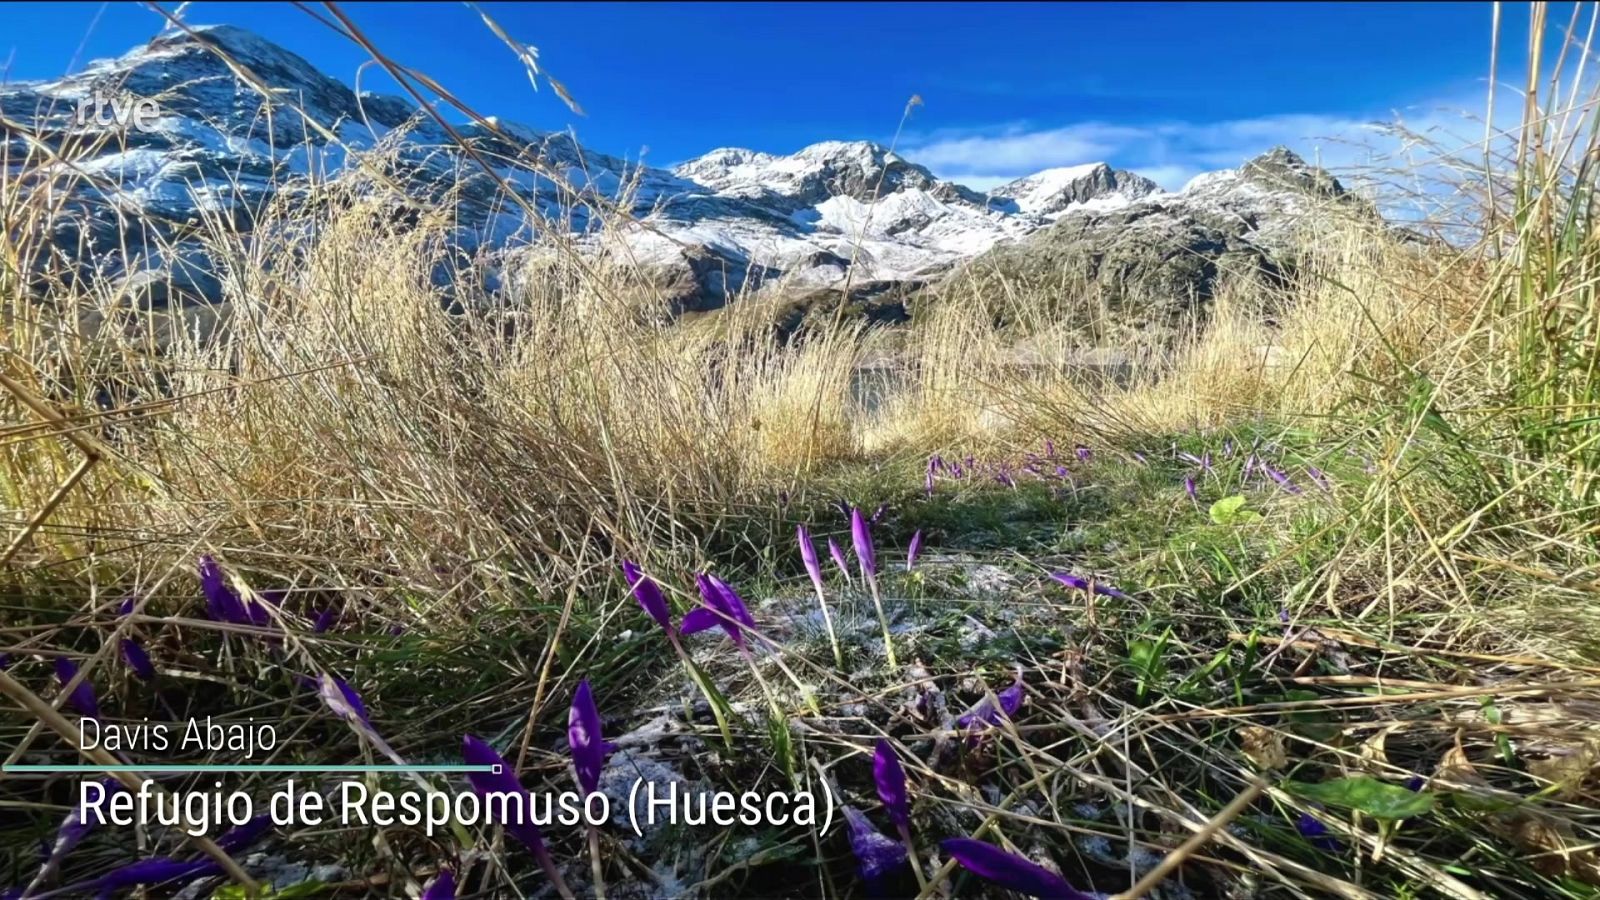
[3,4,1600,899]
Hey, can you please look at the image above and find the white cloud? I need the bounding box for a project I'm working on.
[900,89,1522,194]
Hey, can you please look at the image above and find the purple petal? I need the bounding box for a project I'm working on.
[798,526,826,594]
[463,735,546,853]
[568,679,614,796]
[0,653,11,671]
[1075,446,1092,462]
[622,561,673,633]
[679,607,722,635]
[422,870,456,900]
[1183,475,1197,500]
[319,674,370,726]
[843,807,908,882]
[828,538,852,580]
[872,739,910,830]
[117,595,137,616]
[1266,466,1302,494]
[957,677,1024,729]
[941,838,1092,899]
[53,658,99,719]
[1296,812,1341,851]
[1307,467,1331,491]
[214,814,273,853]
[120,639,156,682]
[905,530,924,572]
[312,607,338,634]
[997,676,1026,717]
[850,507,877,578]
[1048,572,1129,600]
[198,555,248,625]
[96,858,220,892]
[41,778,121,873]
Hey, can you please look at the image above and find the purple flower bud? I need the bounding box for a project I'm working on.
[1307,467,1331,491]
[996,471,1015,488]
[940,838,1095,899]
[622,561,672,633]
[312,607,338,633]
[319,674,370,726]
[1075,446,1091,462]
[1178,451,1204,466]
[422,869,456,900]
[198,555,248,624]
[53,658,99,719]
[1223,439,1234,458]
[1265,465,1302,494]
[1044,440,1056,458]
[41,778,121,875]
[851,507,877,578]
[1048,572,1129,599]
[96,857,221,893]
[905,530,924,572]
[117,595,137,616]
[957,675,1025,729]
[843,807,907,883]
[121,639,156,682]
[828,537,852,580]
[798,526,826,595]
[872,739,910,830]
[1184,475,1197,500]
[1295,812,1341,851]
[568,678,615,796]
[463,735,547,854]
[214,813,273,853]
[0,653,11,670]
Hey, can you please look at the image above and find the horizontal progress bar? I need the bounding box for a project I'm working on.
[4,764,497,774]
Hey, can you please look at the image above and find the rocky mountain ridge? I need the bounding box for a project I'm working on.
[1,24,1358,314]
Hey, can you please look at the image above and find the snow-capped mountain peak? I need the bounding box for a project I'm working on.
[989,162,1162,218]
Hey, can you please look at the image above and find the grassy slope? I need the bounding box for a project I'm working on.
[4,8,1600,899]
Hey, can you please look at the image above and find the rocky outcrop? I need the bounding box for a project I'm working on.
[964,148,1369,329]
[988,163,1161,218]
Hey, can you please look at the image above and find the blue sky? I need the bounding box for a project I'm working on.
[3,2,1529,189]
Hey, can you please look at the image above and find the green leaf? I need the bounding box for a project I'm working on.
[1286,776,1434,819]
[1209,495,1261,525]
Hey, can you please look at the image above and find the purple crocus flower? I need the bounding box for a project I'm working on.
[957,676,1026,729]
[850,507,877,578]
[996,470,1016,488]
[35,778,122,881]
[1048,572,1129,600]
[422,870,456,900]
[622,561,672,633]
[843,807,908,883]
[905,530,924,572]
[941,839,1095,899]
[1075,446,1091,462]
[568,679,616,796]
[1242,455,1258,482]
[463,735,547,853]
[872,739,910,830]
[870,503,889,526]
[828,537,852,581]
[1183,475,1197,500]
[115,596,156,681]
[798,525,827,595]
[1265,465,1302,494]
[95,857,222,893]
[312,607,338,634]
[319,674,370,727]
[1223,439,1235,458]
[682,574,754,648]
[214,814,273,853]
[924,467,936,497]
[121,639,156,682]
[1044,440,1056,458]
[1307,467,1331,491]
[0,653,11,670]
[198,555,248,625]
[1296,812,1341,851]
[53,658,99,719]
[1178,451,1204,467]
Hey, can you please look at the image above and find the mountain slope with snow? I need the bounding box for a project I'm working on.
[2,24,1358,314]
